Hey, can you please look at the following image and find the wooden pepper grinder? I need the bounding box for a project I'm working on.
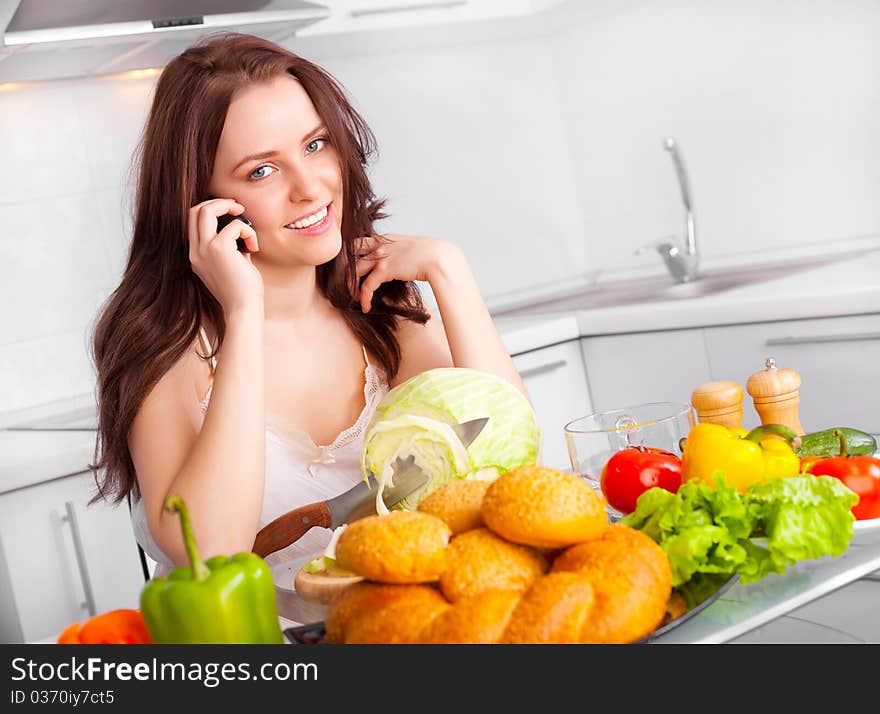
[746,357,805,435]
[691,380,745,429]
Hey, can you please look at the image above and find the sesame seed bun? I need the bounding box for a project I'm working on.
[439,527,547,602]
[481,466,608,548]
[334,510,451,584]
[417,479,491,535]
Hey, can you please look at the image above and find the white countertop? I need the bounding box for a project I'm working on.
[653,528,880,643]
[493,248,880,339]
[495,312,581,354]
[0,429,96,494]
[573,250,880,337]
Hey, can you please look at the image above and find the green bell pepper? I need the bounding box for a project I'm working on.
[140,495,284,644]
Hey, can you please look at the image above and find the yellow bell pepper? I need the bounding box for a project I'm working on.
[681,422,800,492]
[760,437,801,479]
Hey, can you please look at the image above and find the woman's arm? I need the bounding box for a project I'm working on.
[129,199,266,566]
[129,308,266,567]
[357,235,526,395]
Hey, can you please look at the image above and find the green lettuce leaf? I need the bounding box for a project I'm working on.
[620,474,857,587]
[743,475,857,581]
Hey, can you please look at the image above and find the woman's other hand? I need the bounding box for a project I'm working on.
[355,233,463,313]
[362,232,528,399]
[188,198,263,315]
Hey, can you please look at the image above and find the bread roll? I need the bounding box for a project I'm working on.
[551,524,672,643]
[439,527,547,602]
[293,562,363,605]
[417,479,490,535]
[416,589,522,644]
[482,466,608,548]
[325,582,447,644]
[334,510,451,584]
[344,593,451,644]
[500,571,596,644]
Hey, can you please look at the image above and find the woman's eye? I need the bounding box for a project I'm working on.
[249,164,276,180]
[306,138,327,154]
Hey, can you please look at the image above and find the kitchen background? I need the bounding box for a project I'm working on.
[2,0,879,413]
[1,0,879,644]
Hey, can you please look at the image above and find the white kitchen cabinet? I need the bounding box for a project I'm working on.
[579,328,712,412]
[703,313,880,433]
[513,340,592,470]
[0,472,146,643]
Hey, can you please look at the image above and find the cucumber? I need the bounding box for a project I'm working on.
[796,427,877,458]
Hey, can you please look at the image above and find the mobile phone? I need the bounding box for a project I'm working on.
[216,212,253,253]
[209,195,254,253]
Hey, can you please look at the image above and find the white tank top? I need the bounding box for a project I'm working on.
[129,326,390,577]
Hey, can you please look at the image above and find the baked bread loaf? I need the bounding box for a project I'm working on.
[500,571,596,644]
[551,524,672,643]
[324,582,447,644]
[481,466,608,548]
[439,527,547,602]
[416,588,521,644]
[344,591,451,644]
[293,562,363,605]
[417,479,490,535]
[334,510,451,584]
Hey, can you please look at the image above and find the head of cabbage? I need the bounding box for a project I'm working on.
[360,367,541,513]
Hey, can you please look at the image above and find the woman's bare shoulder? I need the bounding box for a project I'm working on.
[391,310,454,387]
[128,339,209,495]
[132,338,210,434]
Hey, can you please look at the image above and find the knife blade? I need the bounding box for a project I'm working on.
[251,416,490,558]
[251,458,428,558]
[342,415,490,524]
[451,416,490,448]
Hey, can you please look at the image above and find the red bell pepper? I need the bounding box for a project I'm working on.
[803,430,880,521]
[57,608,153,644]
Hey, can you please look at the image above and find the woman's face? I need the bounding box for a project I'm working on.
[209,75,344,269]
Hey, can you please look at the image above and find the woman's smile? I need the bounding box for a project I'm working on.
[284,202,333,236]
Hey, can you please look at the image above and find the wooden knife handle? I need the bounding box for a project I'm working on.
[251,501,332,558]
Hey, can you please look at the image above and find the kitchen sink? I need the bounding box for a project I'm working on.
[493,252,857,317]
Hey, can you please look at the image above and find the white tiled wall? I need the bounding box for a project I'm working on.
[2,0,879,412]
[548,0,880,272]
[0,76,151,412]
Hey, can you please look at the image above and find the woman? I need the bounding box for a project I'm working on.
[91,33,525,575]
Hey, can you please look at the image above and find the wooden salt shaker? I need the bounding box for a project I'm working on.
[746,357,805,435]
[691,380,745,429]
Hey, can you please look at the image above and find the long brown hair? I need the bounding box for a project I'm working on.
[90,32,429,504]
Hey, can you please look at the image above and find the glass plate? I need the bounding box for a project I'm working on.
[636,572,738,643]
[283,572,739,645]
[854,517,880,532]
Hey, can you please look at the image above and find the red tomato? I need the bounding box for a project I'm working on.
[799,455,823,474]
[600,446,682,514]
[807,454,880,521]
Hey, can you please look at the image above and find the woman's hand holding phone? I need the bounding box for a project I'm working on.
[187,198,263,315]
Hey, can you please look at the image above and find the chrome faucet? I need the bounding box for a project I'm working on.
[636,136,699,283]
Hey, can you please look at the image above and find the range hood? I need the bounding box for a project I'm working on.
[0,0,332,83]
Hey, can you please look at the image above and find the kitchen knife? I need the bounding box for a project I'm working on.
[251,416,489,558]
